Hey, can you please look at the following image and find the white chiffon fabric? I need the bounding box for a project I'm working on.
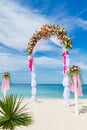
[50,35,62,47]
[31,63,37,102]
[62,75,70,106]
[32,39,44,54]
[63,87,70,106]
[62,74,70,87]
[32,36,62,55]
[62,47,70,106]
[29,37,70,104]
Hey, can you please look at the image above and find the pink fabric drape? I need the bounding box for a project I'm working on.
[70,74,83,96]
[2,78,10,92]
[62,51,69,74]
[29,57,33,71]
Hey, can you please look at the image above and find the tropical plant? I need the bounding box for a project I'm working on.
[0,94,32,130]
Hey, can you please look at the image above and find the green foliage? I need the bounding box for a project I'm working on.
[27,24,72,55]
[68,69,81,77]
[0,95,32,130]
[68,65,81,76]
[3,72,10,79]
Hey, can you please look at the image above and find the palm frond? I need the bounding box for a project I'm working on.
[0,94,32,130]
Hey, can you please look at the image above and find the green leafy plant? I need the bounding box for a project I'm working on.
[0,94,32,130]
[68,65,81,76]
[3,72,10,79]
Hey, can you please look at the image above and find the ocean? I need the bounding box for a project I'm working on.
[0,84,87,98]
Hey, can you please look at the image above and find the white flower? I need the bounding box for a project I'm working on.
[74,68,77,70]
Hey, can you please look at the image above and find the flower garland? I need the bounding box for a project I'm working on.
[3,72,10,79]
[68,65,81,76]
[27,24,72,55]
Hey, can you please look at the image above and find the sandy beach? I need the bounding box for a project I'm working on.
[16,98,87,130]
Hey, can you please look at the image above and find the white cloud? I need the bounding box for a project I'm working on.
[75,8,87,18]
[1,0,86,54]
[0,0,87,53]
[54,16,87,33]
[35,56,63,68]
[75,18,87,30]
[70,48,83,55]
[77,62,87,69]
[70,48,87,70]
[0,0,87,78]
[1,0,85,53]
[0,53,28,72]
[0,0,49,50]
[0,53,63,73]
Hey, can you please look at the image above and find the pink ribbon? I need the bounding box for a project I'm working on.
[62,51,69,74]
[2,78,10,92]
[70,74,83,96]
[29,57,33,71]
[64,66,67,74]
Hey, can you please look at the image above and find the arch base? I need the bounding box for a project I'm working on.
[31,96,37,102]
[63,87,70,106]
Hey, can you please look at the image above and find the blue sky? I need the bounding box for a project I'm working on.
[0,0,87,84]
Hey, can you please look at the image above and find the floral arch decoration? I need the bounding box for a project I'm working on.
[27,24,72,55]
[27,24,72,105]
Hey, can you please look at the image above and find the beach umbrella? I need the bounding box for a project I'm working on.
[1,72,10,98]
[68,65,83,115]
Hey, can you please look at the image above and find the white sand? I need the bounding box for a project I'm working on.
[16,98,87,130]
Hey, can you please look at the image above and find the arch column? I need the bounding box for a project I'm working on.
[31,64,37,102]
[62,47,70,106]
[28,56,37,102]
[62,74,70,106]
[27,24,72,103]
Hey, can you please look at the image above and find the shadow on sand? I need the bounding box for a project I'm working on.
[80,106,87,113]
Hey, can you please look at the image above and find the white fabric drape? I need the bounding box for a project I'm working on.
[32,39,44,54]
[50,35,62,47]
[33,35,62,55]
[62,74,70,87]
[62,47,70,106]
[30,59,37,102]
[28,36,71,104]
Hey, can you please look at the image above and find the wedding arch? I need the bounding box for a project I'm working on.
[27,24,72,105]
